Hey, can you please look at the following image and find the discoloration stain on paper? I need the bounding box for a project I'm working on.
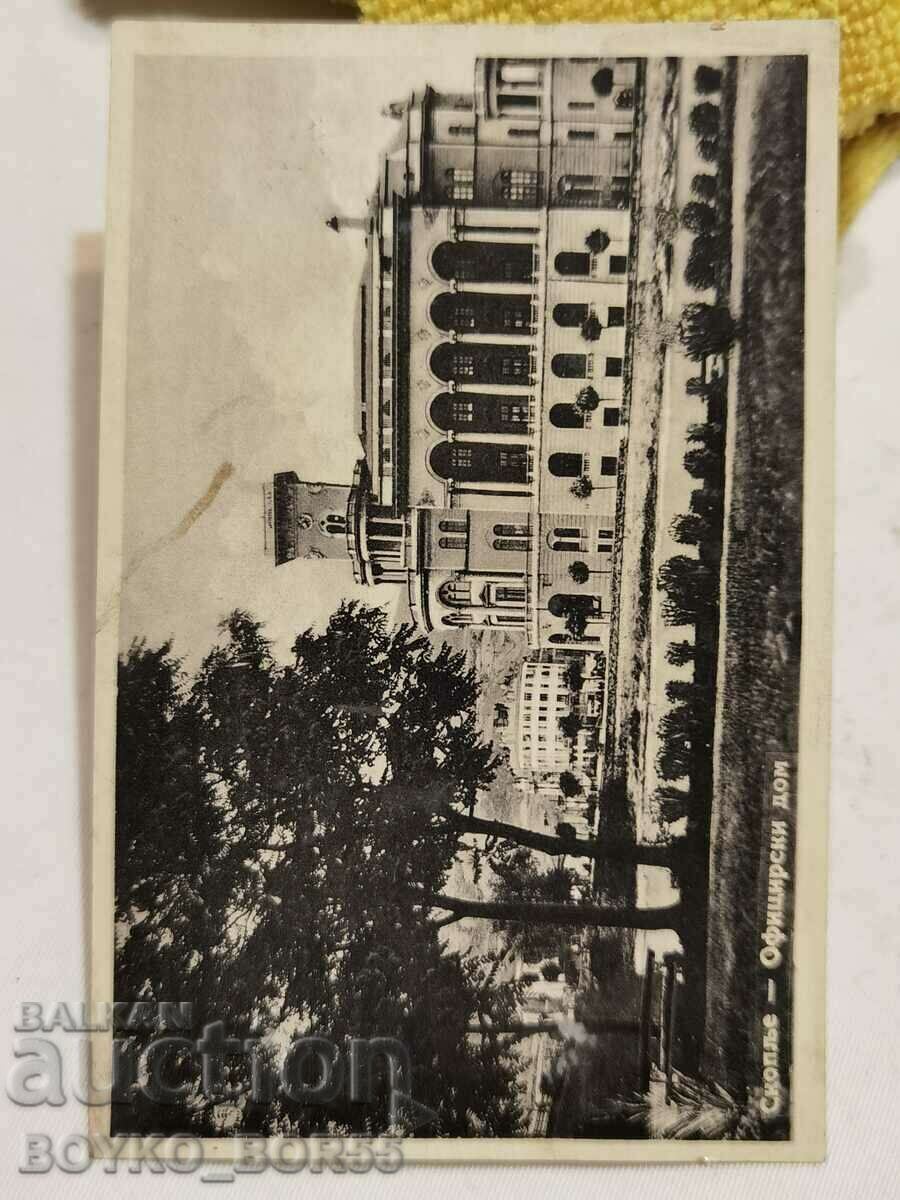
[173,462,234,539]
[96,463,234,634]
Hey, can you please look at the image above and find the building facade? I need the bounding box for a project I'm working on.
[264,56,642,653]
[507,657,605,802]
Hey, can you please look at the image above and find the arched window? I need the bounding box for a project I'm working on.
[493,538,529,551]
[430,292,533,335]
[548,452,584,477]
[552,353,588,379]
[430,441,529,484]
[432,241,535,283]
[438,579,472,608]
[554,251,591,276]
[553,303,589,328]
[431,342,532,384]
[319,512,347,537]
[439,519,467,534]
[592,67,614,96]
[430,392,532,434]
[438,536,466,550]
[548,593,601,618]
[493,523,530,537]
[443,612,474,626]
[549,403,585,429]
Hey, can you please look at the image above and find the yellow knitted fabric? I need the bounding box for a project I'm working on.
[359,0,900,229]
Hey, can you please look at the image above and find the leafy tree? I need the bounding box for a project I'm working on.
[697,136,719,162]
[688,420,724,453]
[684,445,719,480]
[559,712,582,742]
[575,385,601,413]
[581,314,603,341]
[656,706,692,782]
[666,640,695,668]
[563,658,584,692]
[694,64,723,94]
[559,769,584,798]
[657,555,717,626]
[689,101,721,138]
[656,784,690,825]
[691,172,718,202]
[681,201,715,235]
[679,302,737,360]
[568,560,590,585]
[585,228,611,254]
[570,475,594,501]
[670,512,705,545]
[666,679,699,705]
[685,235,718,290]
[114,604,518,1137]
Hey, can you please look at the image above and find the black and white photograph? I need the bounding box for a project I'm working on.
[89,21,838,1163]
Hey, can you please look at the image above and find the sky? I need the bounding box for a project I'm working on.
[118,50,474,666]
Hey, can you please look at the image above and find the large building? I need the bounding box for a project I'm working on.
[264,56,642,653]
[507,658,605,806]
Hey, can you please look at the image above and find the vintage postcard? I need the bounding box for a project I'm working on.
[90,20,837,1164]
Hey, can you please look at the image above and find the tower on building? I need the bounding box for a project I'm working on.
[262,472,351,565]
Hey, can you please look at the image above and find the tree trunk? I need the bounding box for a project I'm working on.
[426,892,682,932]
[453,812,678,868]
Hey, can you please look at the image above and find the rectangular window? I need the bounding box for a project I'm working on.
[597,527,613,540]
[499,449,528,473]
[453,353,475,377]
[568,100,595,111]
[447,168,474,202]
[452,399,474,423]
[603,407,621,426]
[600,456,618,476]
[500,402,528,425]
[455,305,476,329]
[501,169,540,205]
[498,93,539,110]
[567,129,595,141]
[607,306,625,327]
[451,446,473,469]
[503,306,530,330]
[614,131,632,143]
[609,255,627,274]
[598,542,613,554]
[502,355,529,378]
[605,357,623,377]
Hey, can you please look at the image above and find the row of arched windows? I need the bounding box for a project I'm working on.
[427,442,618,482]
[430,241,628,284]
[427,392,619,434]
[428,343,622,384]
[427,293,624,336]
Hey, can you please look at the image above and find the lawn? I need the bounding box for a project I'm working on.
[701,56,808,1110]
